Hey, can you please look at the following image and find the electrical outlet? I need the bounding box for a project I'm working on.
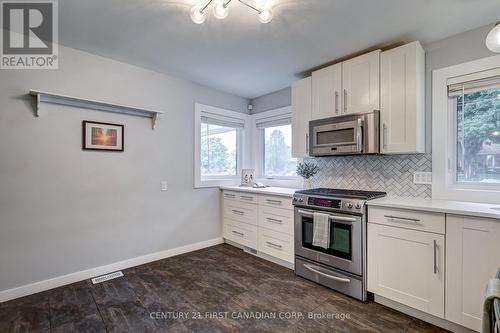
[413,172,432,185]
[161,181,168,192]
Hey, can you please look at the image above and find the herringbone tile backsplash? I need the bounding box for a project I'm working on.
[305,154,432,198]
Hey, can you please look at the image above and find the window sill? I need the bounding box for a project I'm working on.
[195,178,240,189]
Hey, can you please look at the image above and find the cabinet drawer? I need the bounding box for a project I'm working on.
[258,229,294,263]
[224,219,258,249]
[259,206,294,235]
[368,206,445,234]
[258,195,293,210]
[222,191,238,201]
[223,200,258,225]
[222,190,258,204]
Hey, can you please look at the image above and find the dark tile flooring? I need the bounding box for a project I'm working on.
[0,244,448,333]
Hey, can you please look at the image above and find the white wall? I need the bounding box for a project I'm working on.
[0,45,248,292]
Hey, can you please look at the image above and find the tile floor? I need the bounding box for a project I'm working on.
[0,244,447,332]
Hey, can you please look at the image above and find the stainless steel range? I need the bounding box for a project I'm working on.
[293,188,386,301]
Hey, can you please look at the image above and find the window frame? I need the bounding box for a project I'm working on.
[432,54,500,203]
[253,107,300,187]
[194,103,248,188]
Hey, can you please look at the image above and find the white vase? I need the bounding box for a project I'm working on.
[303,178,312,190]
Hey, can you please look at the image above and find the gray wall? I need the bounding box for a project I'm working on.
[0,45,248,292]
[250,87,291,114]
[424,24,493,152]
[251,24,495,153]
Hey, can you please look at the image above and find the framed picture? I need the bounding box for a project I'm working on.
[82,121,124,152]
[240,169,255,187]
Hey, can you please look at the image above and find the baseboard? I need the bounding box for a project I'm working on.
[0,237,224,303]
[374,295,476,333]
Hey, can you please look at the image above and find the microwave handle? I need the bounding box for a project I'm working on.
[356,119,363,152]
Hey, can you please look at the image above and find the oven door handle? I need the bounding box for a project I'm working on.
[297,209,357,223]
[304,264,351,283]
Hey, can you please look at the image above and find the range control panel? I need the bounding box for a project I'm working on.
[292,194,364,212]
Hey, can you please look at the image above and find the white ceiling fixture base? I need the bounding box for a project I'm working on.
[190,0,273,24]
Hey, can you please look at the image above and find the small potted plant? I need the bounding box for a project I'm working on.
[297,161,319,189]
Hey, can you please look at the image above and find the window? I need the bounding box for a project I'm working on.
[194,103,247,188]
[433,56,500,203]
[448,74,500,185]
[262,124,297,177]
[255,107,297,179]
[201,121,238,177]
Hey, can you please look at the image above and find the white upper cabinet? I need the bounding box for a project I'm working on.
[291,77,312,157]
[380,41,425,154]
[311,63,342,120]
[446,215,500,332]
[342,50,380,115]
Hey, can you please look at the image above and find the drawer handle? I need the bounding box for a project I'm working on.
[433,240,438,274]
[240,196,253,201]
[224,194,236,199]
[384,215,421,224]
[304,264,351,283]
[266,199,282,205]
[266,218,283,225]
[266,241,283,249]
[232,231,244,237]
[232,210,245,216]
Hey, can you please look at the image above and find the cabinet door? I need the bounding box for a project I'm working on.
[342,50,380,114]
[380,41,425,154]
[311,63,342,120]
[446,215,500,331]
[291,77,312,157]
[368,223,444,318]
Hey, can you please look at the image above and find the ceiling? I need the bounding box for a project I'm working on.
[59,0,500,99]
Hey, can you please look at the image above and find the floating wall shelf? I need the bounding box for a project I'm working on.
[29,90,164,129]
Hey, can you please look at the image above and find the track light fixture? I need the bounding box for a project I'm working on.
[190,0,273,24]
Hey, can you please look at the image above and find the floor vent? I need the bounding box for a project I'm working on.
[244,247,258,255]
[91,271,124,284]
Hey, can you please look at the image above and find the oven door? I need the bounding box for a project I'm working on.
[294,208,362,276]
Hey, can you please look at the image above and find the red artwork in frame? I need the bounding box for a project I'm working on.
[82,121,124,151]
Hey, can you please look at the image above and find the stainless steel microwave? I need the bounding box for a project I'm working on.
[309,111,380,156]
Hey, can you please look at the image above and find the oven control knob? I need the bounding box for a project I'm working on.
[346,203,353,209]
[293,197,298,202]
[355,203,362,209]
[298,198,304,203]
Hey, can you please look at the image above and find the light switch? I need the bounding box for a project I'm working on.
[161,181,168,192]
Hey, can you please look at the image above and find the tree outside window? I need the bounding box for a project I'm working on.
[263,124,297,177]
[201,123,237,177]
[454,86,500,183]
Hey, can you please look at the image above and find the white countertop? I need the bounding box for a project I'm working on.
[368,197,500,220]
[219,186,299,197]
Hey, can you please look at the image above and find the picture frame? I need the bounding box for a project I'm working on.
[82,121,124,152]
[240,169,255,187]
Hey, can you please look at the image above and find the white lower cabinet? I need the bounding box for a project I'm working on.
[368,223,445,318]
[446,214,500,331]
[222,190,294,264]
[224,220,258,249]
[258,229,294,263]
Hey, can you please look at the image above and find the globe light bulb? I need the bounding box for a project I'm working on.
[258,9,273,23]
[486,22,500,53]
[190,6,206,24]
[213,0,229,20]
